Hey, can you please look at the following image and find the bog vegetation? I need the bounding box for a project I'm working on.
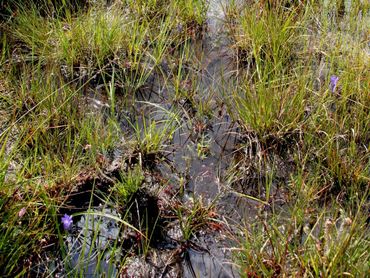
[0,0,369,277]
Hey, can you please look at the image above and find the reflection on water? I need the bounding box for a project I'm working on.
[64,209,121,277]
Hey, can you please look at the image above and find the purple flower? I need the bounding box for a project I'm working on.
[61,214,73,231]
[329,75,339,93]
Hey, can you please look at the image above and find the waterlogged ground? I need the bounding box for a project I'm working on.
[1,0,369,277]
[53,1,251,276]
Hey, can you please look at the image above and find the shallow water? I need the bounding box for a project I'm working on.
[43,0,266,277]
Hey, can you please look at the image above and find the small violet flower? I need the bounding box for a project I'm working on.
[329,75,339,93]
[61,214,73,231]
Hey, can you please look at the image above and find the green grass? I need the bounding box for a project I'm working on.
[113,165,144,202]
[226,0,369,276]
[236,203,369,277]
[0,0,209,275]
[0,0,369,276]
[175,197,218,241]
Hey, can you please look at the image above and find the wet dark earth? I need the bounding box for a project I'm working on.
[30,0,290,277]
